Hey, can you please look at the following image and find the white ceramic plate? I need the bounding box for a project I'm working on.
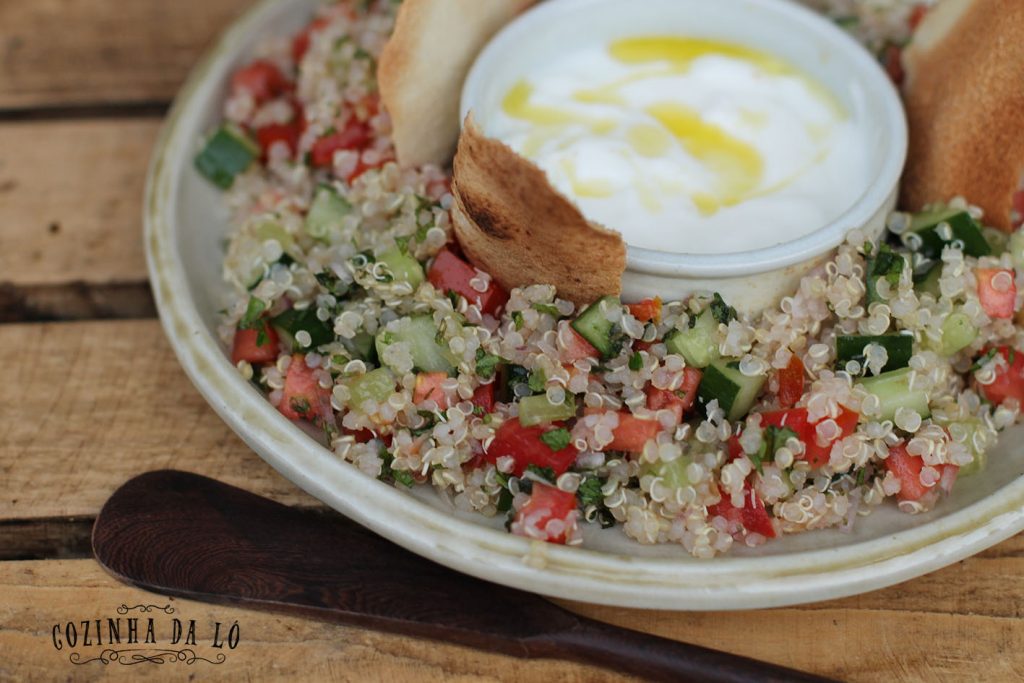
[145,0,1024,610]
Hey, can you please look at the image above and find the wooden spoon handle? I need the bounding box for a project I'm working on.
[529,617,837,683]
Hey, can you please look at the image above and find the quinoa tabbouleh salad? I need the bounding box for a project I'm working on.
[197,0,1024,558]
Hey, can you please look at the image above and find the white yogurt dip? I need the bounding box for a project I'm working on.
[483,36,872,254]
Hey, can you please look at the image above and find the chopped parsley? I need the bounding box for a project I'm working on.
[511,311,525,330]
[315,270,350,298]
[525,464,556,483]
[576,475,604,508]
[751,425,799,474]
[289,397,311,416]
[533,303,561,318]
[239,296,266,330]
[576,474,615,528]
[628,351,643,371]
[971,348,999,372]
[475,349,503,380]
[540,427,572,451]
[865,243,904,303]
[709,292,737,325]
[379,448,415,488]
[528,369,547,394]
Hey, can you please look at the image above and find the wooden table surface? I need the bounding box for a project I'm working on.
[3,1,1024,681]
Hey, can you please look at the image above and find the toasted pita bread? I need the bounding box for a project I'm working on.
[901,0,1024,232]
[378,0,536,168]
[451,116,626,305]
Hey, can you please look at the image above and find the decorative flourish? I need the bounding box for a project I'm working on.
[70,649,225,666]
[116,603,176,615]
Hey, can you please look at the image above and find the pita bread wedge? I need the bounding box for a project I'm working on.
[901,0,1024,232]
[451,116,626,305]
[378,0,536,168]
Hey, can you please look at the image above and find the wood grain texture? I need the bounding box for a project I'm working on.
[0,319,321,522]
[0,560,626,683]
[91,471,825,683]
[0,0,252,110]
[0,119,158,288]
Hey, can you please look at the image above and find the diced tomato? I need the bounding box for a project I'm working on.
[627,297,662,323]
[777,355,805,409]
[884,44,904,85]
[759,408,814,442]
[757,406,858,468]
[309,121,372,168]
[726,434,744,461]
[908,3,929,30]
[563,327,599,362]
[511,482,578,545]
[231,60,292,105]
[291,16,332,63]
[977,268,1017,319]
[977,346,1024,406]
[413,372,449,409]
[1013,190,1024,229]
[231,321,280,365]
[485,420,578,476]
[256,120,302,159]
[633,340,654,353]
[279,354,333,424]
[607,413,660,453]
[427,248,509,316]
[708,485,776,539]
[345,150,394,184]
[884,444,929,502]
[471,383,496,414]
[645,368,702,424]
[802,406,860,468]
[344,428,376,443]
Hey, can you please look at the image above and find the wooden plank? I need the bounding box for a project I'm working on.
[0,560,629,683]
[0,0,252,110]
[0,119,157,288]
[5,559,1024,682]
[0,319,321,522]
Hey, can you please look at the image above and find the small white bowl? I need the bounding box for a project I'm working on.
[147,0,1024,611]
[461,0,908,313]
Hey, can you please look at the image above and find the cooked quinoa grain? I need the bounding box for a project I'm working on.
[206,0,1024,557]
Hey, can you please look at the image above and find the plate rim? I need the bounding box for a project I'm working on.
[144,0,1024,610]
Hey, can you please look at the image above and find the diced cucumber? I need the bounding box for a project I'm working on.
[571,296,622,359]
[913,261,943,299]
[254,219,297,254]
[375,315,458,373]
[940,311,978,356]
[271,307,334,351]
[836,334,913,373]
[517,394,577,426]
[305,185,352,241]
[857,368,930,422]
[665,309,721,368]
[983,227,1010,255]
[345,367,395,408]
[341,331,377,364]
[910,208,991,259]
[642,455,694,490]
[697,360,766,422]
[865,244,906,305]
[194,123,258,189]
[1009,230,1024,270]
[377,245,425,288]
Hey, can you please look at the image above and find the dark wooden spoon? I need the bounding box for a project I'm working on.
[92,470,836,683]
